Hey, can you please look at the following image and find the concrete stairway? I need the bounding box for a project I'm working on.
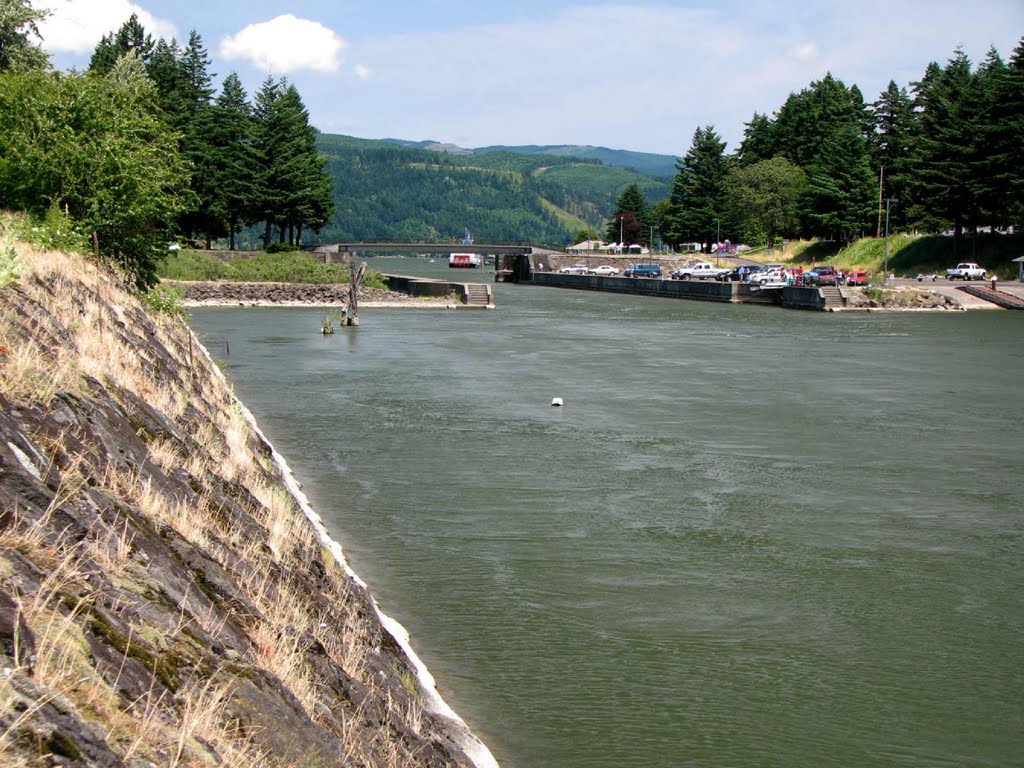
[819,286,846,310]
[465,283,493,307]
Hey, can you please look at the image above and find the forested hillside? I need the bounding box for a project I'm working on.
[314,134,670,246]
[383,138,679,178]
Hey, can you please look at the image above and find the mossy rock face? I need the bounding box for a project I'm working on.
[46,729,84,759]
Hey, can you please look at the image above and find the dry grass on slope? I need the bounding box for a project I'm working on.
[0,224,475,768]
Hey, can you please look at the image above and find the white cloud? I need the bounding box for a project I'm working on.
[36,0,177,55]
[788,42,819,62]
[219,14,346,74]
[320,0,1022,154]
[354,64,371,80]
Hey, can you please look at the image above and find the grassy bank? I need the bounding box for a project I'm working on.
[761,233,1023,278]
[0,214,485,768]
[156,248,389,289]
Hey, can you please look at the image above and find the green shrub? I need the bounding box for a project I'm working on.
[864,286,884,302]
[0,241,19,289]
[156,249,229,281]
[265,242,299,254]
[139,283,186,318]
[14,206,90,254]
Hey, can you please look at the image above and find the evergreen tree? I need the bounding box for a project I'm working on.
[911,49,981,244]
[175,32,219,245]
[665,126,728,251]
[0,0,49,73]
[998,37,1024,223]
[736,112,775,166]
[206,72,257,250]
[251,78,334,247]
[870,81,916,234]
[801,122,876,240]
[973,45,1016,227]
[772,74,858,169]
[145,38,188,121]
[180,31,214,111]
[605,183,651,244]
[89,14,154,75]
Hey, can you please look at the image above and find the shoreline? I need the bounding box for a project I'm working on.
[195,331,500,768]
[181,299,461,309]
[164,279,457,309]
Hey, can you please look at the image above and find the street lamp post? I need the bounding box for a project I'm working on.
[883,198,896,285]
[715,218,721,265]
[619,215,624,253]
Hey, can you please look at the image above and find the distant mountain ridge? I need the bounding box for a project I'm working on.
[313,133,671,247]
[380,138,678,179]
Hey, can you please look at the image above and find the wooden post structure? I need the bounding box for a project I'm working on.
[343,260,366,326]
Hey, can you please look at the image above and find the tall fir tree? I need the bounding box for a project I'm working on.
[911,49,981,245]
[999,37,1024,222]
[801,122,876,240]
[206,72,257,250]
[605,183,651,245]
[665,126,728,251]
[736,112,776,166]
[175,31,220,245]
[973,46,1015,227]
[870,81,917,234]
[251,78,334,247]
[89,14,154,75]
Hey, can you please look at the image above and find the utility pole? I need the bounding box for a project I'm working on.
[884,198,896,285]
[715,218,721,266]
[876,166,885,238]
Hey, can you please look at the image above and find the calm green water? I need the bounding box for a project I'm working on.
[189,261,1024,768]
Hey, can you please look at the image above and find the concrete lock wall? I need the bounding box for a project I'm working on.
[530,274,829,310]
[531,273,737,302]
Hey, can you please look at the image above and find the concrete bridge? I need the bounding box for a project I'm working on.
[310,242,557,281]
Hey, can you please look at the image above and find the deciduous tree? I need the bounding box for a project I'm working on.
[0,55,192,286]
[0,0,49,73]
[725,157,806,247]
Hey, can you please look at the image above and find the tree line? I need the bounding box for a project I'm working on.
[608,39,1024,255]
[0,3,333,286]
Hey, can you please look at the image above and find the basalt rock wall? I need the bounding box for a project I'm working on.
[0,241,495,767]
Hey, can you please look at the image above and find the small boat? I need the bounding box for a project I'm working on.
[449,253,482,268]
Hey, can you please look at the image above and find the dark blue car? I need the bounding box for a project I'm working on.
[624,263,662,278]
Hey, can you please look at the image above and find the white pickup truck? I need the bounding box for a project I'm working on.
[670,261,729,281]
[945,262,987,280]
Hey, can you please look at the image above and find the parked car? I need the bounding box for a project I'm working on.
[846,269,869,286]
[559,263,589,275]
[722,265,752,281]
[747,269,787,286]
[804,265,842,286]
[669,261,730,281]
[589,265,621,277]
[624,263,663,278]
[945,262,986,280]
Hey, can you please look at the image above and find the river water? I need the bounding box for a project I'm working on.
[188,260,1024,768]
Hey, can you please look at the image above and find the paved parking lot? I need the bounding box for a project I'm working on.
[885,277,1024,309]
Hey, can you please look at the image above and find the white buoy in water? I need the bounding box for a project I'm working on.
[551,397,563,407]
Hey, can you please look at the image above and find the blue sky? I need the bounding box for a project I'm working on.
[36,1,1024,156]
